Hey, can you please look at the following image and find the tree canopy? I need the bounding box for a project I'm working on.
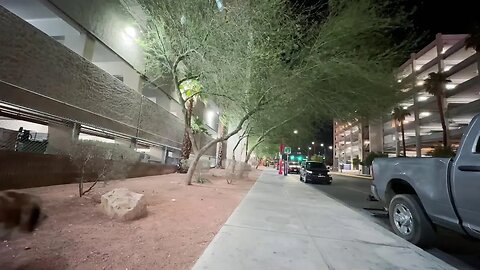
[124,0,413,181]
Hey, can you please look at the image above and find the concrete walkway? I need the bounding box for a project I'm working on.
[193,170,454,270]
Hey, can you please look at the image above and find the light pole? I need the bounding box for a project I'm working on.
[311,142,316,156]
[308,146,312,158]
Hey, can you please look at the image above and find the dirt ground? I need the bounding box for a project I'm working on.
[0,168,261,270]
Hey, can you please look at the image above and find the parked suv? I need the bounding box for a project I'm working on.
[300,161,332,184]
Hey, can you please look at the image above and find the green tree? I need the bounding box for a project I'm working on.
[424,72,451,148]
[126,0,412,185]
[392,107,411,157]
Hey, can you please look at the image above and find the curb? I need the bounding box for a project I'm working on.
[330,172,373,180]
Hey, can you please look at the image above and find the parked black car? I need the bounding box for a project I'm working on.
[300,161,332,184]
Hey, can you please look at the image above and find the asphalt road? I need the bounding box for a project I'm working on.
[295,173,480,270]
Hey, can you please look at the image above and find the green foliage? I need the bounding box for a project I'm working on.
[179,79,204,101]
[125,0,414,183]
[392,107,411,122]
[424,72,451,97]
[352,157,361,166]
[427,146,456,158]
[191,116,210,135]
[310,155,324,162]
[364,152,388,166]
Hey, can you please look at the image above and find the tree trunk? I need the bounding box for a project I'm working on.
[181,99,194,160]
[394,119,400,157]
[436,95,448,148]
[185,92,267,185]
[185,138,221,185]
[401,121,406,157]
[243,115,297,164]
[216,124,226,168]
[245,139,264,163]
[230,136,244,175]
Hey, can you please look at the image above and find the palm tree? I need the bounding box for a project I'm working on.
[465,27,480,52]
[465,27,480,72]
[392,107,411,157]
[424,72,451,148]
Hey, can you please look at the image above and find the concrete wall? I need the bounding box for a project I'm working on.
[27,17,86,56]
[93,61,141,92]
[48,0,146,72]
[368,119,384,153]
[0,150,177,190]
[0,6,184,148]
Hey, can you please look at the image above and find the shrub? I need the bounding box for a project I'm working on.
[69,140,140,197]
[427,146,456,158]
[364,152,388,167]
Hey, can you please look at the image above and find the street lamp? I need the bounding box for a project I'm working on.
[297,147,300,150]
[320,143,324,147]
[328,145,333,150]
[293,130,298,134]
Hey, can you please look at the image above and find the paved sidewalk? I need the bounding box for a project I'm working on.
[193,170,454,270]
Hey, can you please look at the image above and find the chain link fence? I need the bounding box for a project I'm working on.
[0,127,48,153]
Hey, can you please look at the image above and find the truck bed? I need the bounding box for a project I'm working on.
[373,157,461,231]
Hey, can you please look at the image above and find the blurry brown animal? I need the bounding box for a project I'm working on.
[0,190,47,239]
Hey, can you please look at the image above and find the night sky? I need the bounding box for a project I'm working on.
[293,0,479,52]
[292,0,479,152]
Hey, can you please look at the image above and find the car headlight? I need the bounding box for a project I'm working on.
[306,170,313,174]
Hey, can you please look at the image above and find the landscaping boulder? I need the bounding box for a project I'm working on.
[100,188,147,221]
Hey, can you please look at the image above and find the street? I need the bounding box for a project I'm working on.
[307,174,480,270]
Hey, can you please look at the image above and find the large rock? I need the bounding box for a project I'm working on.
[100,188,147,221]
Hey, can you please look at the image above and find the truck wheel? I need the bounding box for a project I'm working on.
[389,194,436,247]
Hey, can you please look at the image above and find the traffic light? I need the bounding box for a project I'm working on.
[290,155,295,160]
[297,155,303,161]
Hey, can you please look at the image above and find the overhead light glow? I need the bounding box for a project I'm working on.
[419,112,431,118]
[446,83,456,90]
[125,26,137,39]
[416,81,425,86]
[403,106,408,109]
[418,96,429,102]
